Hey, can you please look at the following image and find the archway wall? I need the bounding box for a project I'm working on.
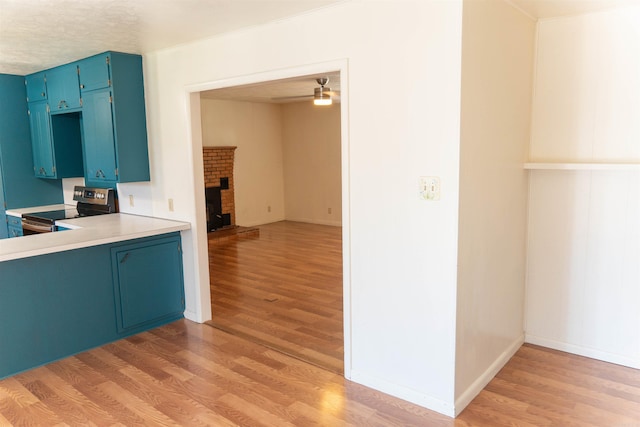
[134,0,463,416]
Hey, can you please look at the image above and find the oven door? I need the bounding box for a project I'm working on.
[21,218,55,234]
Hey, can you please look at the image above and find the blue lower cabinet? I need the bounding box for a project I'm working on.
[111,234,184,334]
[8,225,23,238]
[7,216,23,238]
[0,232,184,379]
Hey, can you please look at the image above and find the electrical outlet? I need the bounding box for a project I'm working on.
[129,194,134,207]
[419,176,441,201]
[168,198,174,212]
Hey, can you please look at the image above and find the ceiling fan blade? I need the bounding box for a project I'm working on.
[271,94,313,101]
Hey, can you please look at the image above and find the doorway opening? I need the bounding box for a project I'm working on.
[192,66,349,374]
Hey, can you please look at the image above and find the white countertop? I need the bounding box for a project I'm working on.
[6,204,71,217]
[0,213,191,262]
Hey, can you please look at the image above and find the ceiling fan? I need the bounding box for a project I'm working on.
[272,77,340,105]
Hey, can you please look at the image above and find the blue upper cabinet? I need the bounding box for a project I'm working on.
[27,100,55,177]
[81,88,117,182]
[26,64,84,179]
[78,54,110,92]
[0,74,63,238]
[78,52,150,187]
[23,51,149,185]
[26,98,84,179]
[46,63,81,112]
[25,72,47,102]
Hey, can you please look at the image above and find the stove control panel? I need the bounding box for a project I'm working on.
[73,186,115,206]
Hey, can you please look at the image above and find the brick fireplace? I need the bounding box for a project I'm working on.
[203,146,236,231]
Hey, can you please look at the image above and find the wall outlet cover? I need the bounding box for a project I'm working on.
[419,176,441,201]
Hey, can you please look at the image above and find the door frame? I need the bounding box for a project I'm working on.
[184,59,352,378]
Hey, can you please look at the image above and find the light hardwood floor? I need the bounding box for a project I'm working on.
[1,222,638,425]
[207,221,344,374]
[0,320,638,425]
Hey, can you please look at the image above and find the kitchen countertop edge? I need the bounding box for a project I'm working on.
[6,204,71,217]
[0,213,191,262]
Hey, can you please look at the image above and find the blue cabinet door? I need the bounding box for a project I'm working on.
[46,63,81,112]
[78,53,110,92]
[0,233,184,379]
[8,216,23,237]
[8,225,23,238]
[0,74,63,224]
[80,52,150,187]
[25,72,47,102]
[81,88,117,184]
[27,101,83,179]
[111,234,185,334]
[0,155,5,239]
[27,100,56,178]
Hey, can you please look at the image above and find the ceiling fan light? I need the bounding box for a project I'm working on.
[314,97,332,106]
[313,86,332,106]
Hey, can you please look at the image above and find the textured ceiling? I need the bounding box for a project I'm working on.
[1,0,635,104]
[0,0,343,75]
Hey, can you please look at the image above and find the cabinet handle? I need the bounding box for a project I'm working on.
[80,84,85,89]
[96,169,106,178]
[39,167,46,175]
[41,92,45,97]
[120,253,130,264]
[58,100,67,109]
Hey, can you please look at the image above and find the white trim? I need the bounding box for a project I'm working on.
[184,58,352,378]
[525,334,640,369]
[524,162,640,171]
[349,370,455,418]
[183,310,198,322]
[181,92,213,324]
[453,335,524,416]
[502,0,537,21]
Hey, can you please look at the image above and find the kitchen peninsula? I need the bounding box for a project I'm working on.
[0,214,190,379]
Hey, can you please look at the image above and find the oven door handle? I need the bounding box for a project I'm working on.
[21,219,54,233]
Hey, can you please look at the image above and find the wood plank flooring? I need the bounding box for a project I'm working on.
[207,221,344,374]
[1,320,639,425]
[2,221,638,424]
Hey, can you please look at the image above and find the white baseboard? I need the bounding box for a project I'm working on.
[283,216,342,227]
[453,334,524,416]
[525,334,640,369]
[183,310,200,323]
[349,370,455,417]
[240,218,342,227]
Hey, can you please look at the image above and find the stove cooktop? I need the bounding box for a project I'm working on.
[23,208,79,223]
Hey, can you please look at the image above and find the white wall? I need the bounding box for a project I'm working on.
[525,8,640,368]
[201,99,286,226]
[455,0,535,412]
[137,0,464,416]
[282,101,341,226]
[200,99,342,227]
